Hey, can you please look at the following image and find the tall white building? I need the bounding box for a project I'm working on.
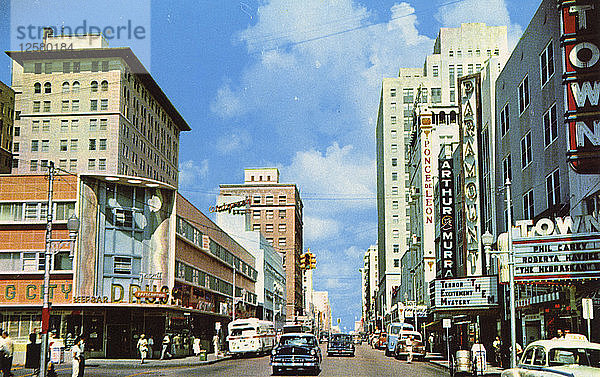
[376,23,508,321]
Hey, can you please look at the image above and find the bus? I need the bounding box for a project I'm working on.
[385,322,415,357]
[227,318,276,356]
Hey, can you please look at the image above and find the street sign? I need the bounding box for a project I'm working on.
[583,298,594,320]
[443,318,451,328]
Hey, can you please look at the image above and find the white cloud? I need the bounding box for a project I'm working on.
[435,0,523,49]
[178,159,209,188]
[304,216,341,242]
[282,142,376,212]
[210,0,434,152]
[215,130,252,154]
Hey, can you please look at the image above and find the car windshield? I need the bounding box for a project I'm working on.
[280,335,316,347]
[331,334,352,342]
[231,327,255,336]
[548,348,600,368]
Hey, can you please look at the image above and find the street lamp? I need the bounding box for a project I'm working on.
[481,231,494,275]
[40,161,80,377]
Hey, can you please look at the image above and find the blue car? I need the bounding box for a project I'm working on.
[385,322,414,357]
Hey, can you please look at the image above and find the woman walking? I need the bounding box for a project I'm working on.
[137,334,149,364]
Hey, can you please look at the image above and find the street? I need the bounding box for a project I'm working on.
[12,345,449,377]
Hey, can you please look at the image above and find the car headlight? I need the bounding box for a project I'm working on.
[310,349,317,355]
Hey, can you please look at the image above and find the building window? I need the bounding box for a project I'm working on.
[393,259,399,268]
[73,62,80,73]
[114,256,132,275]
[61,120,68,132]
[266,238,273,245]
[72,100,79,111]
[393,244,399,253]
[392,172,398,181]
[252,223,260,231]
[523,189,534,220]
[13,142,19,152]
[403,88,414,104]
[42,120,50,132]
[266,195,274,205]
[90,100,98,111]
[44,63,52,74]
[500,103,510,137]
[63,62,70,73]
[518,75,530,114]
[72,81,80,93]
[278,195,287,204]
[278,238,286,247]
[540,41,554,87]
[41,140,49,152]
[88,159,96,170]
[431,88,442,103]
[468,64,474,74]
[253,195,261,204]
[89,139,97,151]
[390,102,397,111]
[392,186,398,195]
[60,140,68,151]
[546,169,560,207]
[34,63,42,74]
[392,200,399,209]
[391,158,397,167]
[61,100,69,112]
[392,229,399,238]
[252,210,260,219]
[450,90,455,103]
[266,209,274,219]
[503,154,512,183]
[390,88,396,97]
[33,101,41,113]
[32,121,40,132]
[98,159,106,171]
[521,132,532,169]
[70,139,78,151]
[279,209,286,219]
[58,159,67,169]
[449,65,455,88]
[449,50,454,57]
[44,82,51,94]
[100,99,108,110]
[91,81,98,92]
[391,144,398,153]
[100,119,108,130]
[391,116,397,125]
[543,104,558,147]
[89,119,97,131]
[432,65,439,77]
[278,223,286,232]
[69,159,77,171]
[392,214,399,223]
[391,130,397,139]
[265,224,273,232]
[30,160,38,171]
[31,140,39,152]
[99,139,107,150]
[43,101,51,112]
[91,62,99,72]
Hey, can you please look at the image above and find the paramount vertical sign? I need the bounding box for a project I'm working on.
[559,0,600,173]
[459,74,483,276]
[439,158,456,278]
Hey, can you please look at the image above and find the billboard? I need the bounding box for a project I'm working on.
[431,276,499,309]
[559,0,600,173]
[439,158,457,278]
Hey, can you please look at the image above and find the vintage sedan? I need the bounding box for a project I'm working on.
[271,333,322,375]
[327,333,355,356]
[394,331,426,360]
[501,334,600,377]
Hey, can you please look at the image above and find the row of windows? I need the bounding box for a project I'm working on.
[389,87,441,103]
[0,251,72,272]
[32,99,109,112]
[21,118,107,133]
[27,158,105,172]
[33,60,109,74]
[0,201,74,222]
[252,194,288,205]
[252,222,288,233]
[33,80,109,94]
[448,48,500,58]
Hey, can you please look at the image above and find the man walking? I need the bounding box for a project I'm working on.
[1,331,14,377]
[137,334,148,364]
[71,337,84,377]
[160,334,171,360]
[405,335,413,363]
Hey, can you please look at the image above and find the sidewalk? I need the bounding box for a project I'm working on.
[11,353,232,376]
[428,359,503,376]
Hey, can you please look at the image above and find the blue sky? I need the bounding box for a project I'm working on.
[0,0,541,331]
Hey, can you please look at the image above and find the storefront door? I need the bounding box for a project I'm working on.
[106,324,130,358]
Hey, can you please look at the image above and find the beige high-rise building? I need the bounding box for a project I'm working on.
[0,80,15,173]
[219,168,304,316]
[7,30,189,185]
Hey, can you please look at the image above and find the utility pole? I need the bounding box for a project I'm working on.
[506,178,518,368]
[40,161,55,377]
[232,267,236,321]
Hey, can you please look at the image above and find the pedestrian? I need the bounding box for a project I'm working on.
[25,332,40,375]
[147,336,154,359]
[137,334,148,364]
[1,331,14,377]
[212,333,220,357]
[193,337,201,356]
[71,337,84,377]
[77,337,86,377]
[493,336,502,367]
[428,334,434,354]
[405,335,413,363]
[160,334,171,360]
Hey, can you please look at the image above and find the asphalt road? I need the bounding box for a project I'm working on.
[13,344,449,377]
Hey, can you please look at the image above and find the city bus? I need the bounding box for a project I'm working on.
[385,322,415,356]
[227,318,276,356]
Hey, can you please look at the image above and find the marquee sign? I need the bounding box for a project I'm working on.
[420,114,436,265]
[439,158,457,278]
[512,215,600,281]
[431,276,498,309]
[458,74,483,276]
[559,0,600,173]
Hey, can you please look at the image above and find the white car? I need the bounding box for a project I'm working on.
[501,334,600,377]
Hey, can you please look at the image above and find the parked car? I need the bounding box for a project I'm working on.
[385,322,414,357]
[374,332,388,350]
[327,333,355,356]
[501,334,600,377]
[353,334,362,345]
[271,333,322,375]
[394,330,425,360]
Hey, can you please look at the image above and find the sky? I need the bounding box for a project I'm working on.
[0,0,542,331]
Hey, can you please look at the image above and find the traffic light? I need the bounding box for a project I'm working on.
[299,253,307,269]
[309,253,316,269]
